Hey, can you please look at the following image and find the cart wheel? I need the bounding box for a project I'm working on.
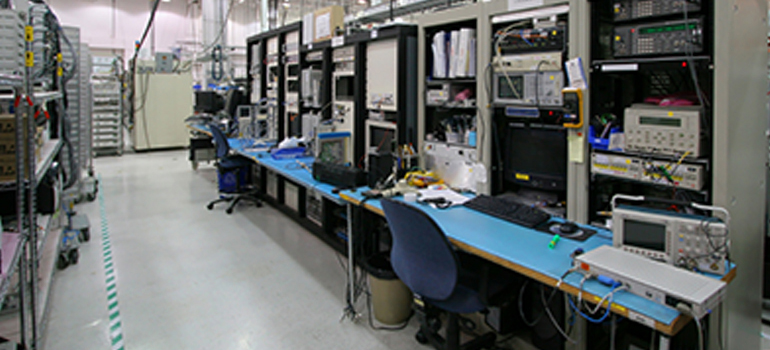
[255,201,263,208]
[82,229,91,242]
[57,253,69,270]
[226,208,234,215]
[207,203,215,210]
[192,161,199,171]
[415,331,428,345]
[69,249,79,265]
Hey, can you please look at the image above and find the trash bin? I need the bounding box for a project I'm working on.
[367,252,413,325]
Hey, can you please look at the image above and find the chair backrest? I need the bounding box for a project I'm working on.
[381,199,459,301]
[208,123,230,159]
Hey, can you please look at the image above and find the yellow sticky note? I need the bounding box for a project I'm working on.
[568,133,585,163]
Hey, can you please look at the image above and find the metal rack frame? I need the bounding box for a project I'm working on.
[0,9,68,349]
[92,56,123,156]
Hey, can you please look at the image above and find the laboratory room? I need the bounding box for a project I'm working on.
[0,0,765,349]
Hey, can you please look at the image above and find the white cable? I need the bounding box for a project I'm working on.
[577,274,590,306]
[539,284,578,344]
[676,304,704,350]
[610,194,645,210]
[493,22,528,100]
[586,285,627,315]
[691,203,731,227]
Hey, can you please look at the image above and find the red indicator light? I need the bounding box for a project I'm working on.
[682,62,687,68]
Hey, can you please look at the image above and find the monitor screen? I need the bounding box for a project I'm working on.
[318,138,347,164]
[288,80,299,93]
[237,106,251,118]
[287,64,300,78]
[335,76,355,100]
[504,125,567,190]
[369,126,395,155]
[194,91,224,113]
[623,219,667,252]
[498,75,524,99]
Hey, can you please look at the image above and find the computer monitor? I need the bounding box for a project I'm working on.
[224,89,247,119]
[194,91,224,113]
[504,124,567,191]
[316,132,351,164]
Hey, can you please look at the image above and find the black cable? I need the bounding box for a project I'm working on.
[491,116,504,188]
[534,60,548,107]
[129,0,161,129]
[132,0,161,64]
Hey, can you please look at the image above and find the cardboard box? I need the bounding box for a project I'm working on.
[0,113,29,139]
[0,154,28,183]
[0,113,32,158]
[313,6,345,43]
[0,137,16,155]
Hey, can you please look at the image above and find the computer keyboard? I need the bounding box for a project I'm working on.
[463,195,551,228]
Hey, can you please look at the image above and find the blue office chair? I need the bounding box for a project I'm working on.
[381,199,502,350]
[206,123,262,214]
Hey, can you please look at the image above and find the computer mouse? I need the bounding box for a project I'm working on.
[559,222,579,234]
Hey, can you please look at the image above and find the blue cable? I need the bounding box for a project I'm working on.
[568,295,613,324]
[520,30,534,46]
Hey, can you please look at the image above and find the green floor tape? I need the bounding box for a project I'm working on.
[98,176,125,350]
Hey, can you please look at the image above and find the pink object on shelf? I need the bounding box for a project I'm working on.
[454,89,473,102]
[643,92,699,107]
[660,98,695,106]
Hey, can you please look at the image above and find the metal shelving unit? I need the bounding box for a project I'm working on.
[0,5,68,349]
[91,56,123,155]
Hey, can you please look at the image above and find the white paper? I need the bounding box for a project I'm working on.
[568,133,585,164]
[302,13,314,45]
[315,13,331,40]
[473,163,487,184]
[331,36,344,47]
[432,31,447,78]
[418,188,471,207]
[448,31,460,78]
[457,29,470,77]
[565,57,587,89]
[507,0,544,11]
[609,132,625,151]
[468,37,477,77]
[627,310,656,328]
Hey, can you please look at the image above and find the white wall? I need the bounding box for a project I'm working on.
[45,0,259,58]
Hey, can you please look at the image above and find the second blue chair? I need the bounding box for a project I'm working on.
[206,123,262,214]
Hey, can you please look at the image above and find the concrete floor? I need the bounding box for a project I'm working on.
[36,150,770,350]
[41,150,421,350]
